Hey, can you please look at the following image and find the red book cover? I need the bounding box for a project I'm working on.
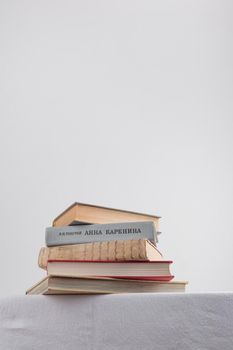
[48,260,173,264]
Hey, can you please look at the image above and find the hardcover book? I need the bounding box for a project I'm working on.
[38,239,163,269]
[26,276,187,295]
[52,202,161,232]
[47,260,173,281]
[45,221,158,247]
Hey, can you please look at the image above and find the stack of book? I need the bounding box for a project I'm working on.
[26,203,187,295]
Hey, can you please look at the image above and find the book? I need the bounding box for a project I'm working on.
[47,260,173,281]
[26,276,187,295]
[52,202,161,232]
[45,221,158,247]
[38,239,163,269]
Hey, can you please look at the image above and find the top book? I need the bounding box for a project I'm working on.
[52,202,161,232]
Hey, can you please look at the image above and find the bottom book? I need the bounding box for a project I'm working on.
[26,276,188,295]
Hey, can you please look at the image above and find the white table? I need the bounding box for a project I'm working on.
[0,293,233,349]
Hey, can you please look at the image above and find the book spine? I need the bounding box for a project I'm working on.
[38,239,149,269]
[45,221,157,247]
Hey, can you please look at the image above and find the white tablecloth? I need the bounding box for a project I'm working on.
[0,293,233,349]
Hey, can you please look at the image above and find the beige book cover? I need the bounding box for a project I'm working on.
[38,239,163,269]
[26,276,187,295]
[52,202,161,232]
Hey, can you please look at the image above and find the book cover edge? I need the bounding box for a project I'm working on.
[53,202,161,225]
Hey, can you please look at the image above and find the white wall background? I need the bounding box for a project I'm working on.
[0,0,233,296]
